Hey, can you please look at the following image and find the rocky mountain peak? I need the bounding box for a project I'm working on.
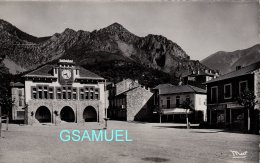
[0,19,208,77]
[104,22,127,32]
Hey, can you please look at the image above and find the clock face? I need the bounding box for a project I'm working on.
[61,69,72,79]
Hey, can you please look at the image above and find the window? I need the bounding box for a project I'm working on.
[32,87,37,99]
[239,81,248,95]
[43,86,48,99]
[90,87,94,99]
[49,87,54,99]
[62,87,67,100]
[18,89,23,106]
[224,84,232,99]
[57,88,62,99]
[211,86,218,103]
[176,96,180,107]
[95,88,99,100]
[67,87,72,100]
[80,88,84,100]
[72,88,77,100]
[38,86,43,99]
[85,87,89,99]
[167,97,171,108]
[63,91,67,100]
[17,111,25,119]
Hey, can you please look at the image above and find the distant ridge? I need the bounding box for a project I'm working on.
[201,44,260,74]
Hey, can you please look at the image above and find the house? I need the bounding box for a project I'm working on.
[107,79,154,121]
[183,69,219,88]
[206,61,260,131]
[153,84,207,123]
[10,59,106,125]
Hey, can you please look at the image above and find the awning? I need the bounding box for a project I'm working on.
[161,108,192,115]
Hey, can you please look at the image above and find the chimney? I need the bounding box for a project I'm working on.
[236,66,242,70]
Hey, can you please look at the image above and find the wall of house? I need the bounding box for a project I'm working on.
[11,87,25,120]
[115,79,139,96]
[207,74,255,104]
[160,94,195,109]
[254,69,260,110]
[126,87,153,121]
[24,80,106,124]
[24,80,104,103]
[194,94,207,121]
[26,100,104,125]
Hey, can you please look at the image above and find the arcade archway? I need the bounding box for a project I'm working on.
[35,106,51,123]
[83,106,97,122]
[60,106,75,122]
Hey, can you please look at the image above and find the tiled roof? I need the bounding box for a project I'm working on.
[206,61,260,84]
[153,84,174,90]
[24,64,55,77]
[23,64,104,79]
[159,84,206,95]
[76,66,104,80]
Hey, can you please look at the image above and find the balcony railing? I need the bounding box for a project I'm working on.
[161,104,183,109]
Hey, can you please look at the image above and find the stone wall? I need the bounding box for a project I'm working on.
[126,86,153,121]
[26,99,105,125]
[116,79,139,96]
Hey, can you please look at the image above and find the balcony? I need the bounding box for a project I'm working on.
[161,104,183,109]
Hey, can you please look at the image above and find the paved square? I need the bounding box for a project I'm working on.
[0,121,258,163]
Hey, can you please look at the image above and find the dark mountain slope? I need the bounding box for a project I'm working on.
[201,44,260,74]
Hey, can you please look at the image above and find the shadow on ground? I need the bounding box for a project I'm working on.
[153,125,257,134]
[141,157,170,162]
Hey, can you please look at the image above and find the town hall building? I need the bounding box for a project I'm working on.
[10,59,106,125]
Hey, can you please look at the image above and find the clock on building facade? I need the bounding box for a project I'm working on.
[59,68,73,85]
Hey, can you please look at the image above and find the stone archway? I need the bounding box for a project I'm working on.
[35,106,51,123]
[60,106,75,122]
[83,106,97,122]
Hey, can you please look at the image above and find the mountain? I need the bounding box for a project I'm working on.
[0,19,215,88]
[201,44,260,74]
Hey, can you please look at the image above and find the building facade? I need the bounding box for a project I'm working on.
[206,62,260,131]
[107,79,154,121]
[11,59,106,125]
[183,69,219,89]
[153,84,207,123]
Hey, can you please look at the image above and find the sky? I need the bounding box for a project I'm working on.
[0,0,258,60]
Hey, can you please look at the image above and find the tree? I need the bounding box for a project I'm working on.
[237,90,258,133]
[182,98,192,129]
[0,86,14,131]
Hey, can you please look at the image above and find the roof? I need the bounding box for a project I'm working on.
[153,84,174,90]
[159,84,206,95]
[206,61,260,84]
[10,82,24,87]
[23,64,104,80]
[116,87,139,96]
[185,71,216,77]
[75,66,104,80]
[116,85,151,96]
